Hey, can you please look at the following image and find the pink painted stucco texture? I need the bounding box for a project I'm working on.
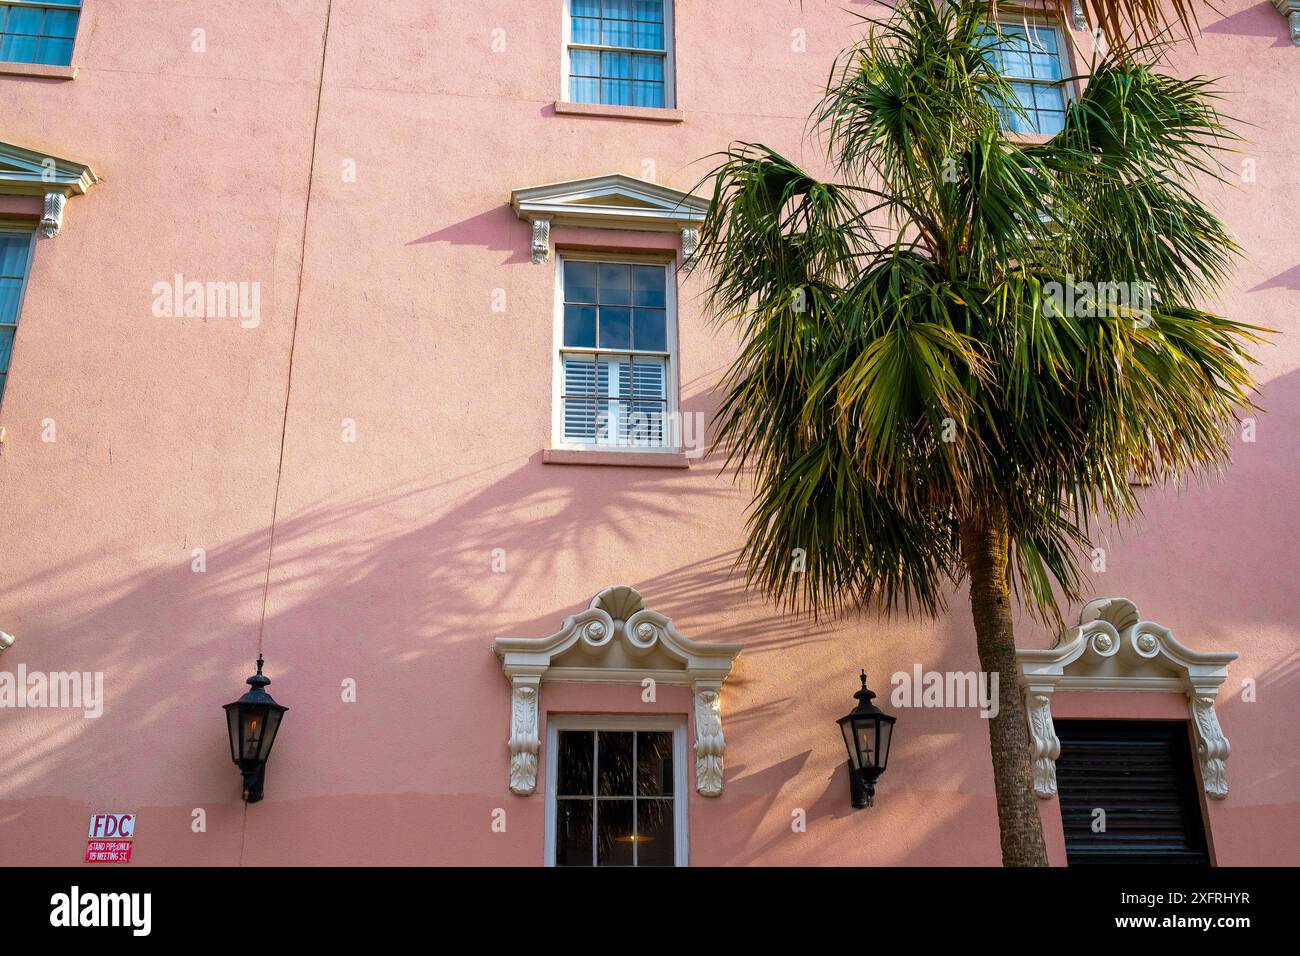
[0,0,1297,866]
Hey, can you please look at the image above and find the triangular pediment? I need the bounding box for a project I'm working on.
[0,141,98,197]
[510,174,707,231]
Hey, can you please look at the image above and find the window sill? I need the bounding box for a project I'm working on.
[0,61,77,80]
[553,101,684,123]
[543,448,692,469]
[1007,131,1055,146]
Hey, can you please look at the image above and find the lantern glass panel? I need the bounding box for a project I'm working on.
[259,708,284,761]
[876,720,893,771]
[839,719,861,770]
[239,705,270,761]
[855,719,877,769]
[225,706,241,763]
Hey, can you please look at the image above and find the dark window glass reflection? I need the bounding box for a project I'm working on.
[554,727,676,866]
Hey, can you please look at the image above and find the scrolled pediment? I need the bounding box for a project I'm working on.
[1016,597,1239,800]
[492,586,741,797]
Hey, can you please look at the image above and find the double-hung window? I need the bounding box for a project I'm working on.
[565,0,673,108]
[982,19,1069,136]
[549,720,685,867]
[557,255,675,450]
[0,230,35,404]
[0,0,80,66]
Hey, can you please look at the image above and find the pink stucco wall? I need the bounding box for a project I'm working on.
[0,1,1297,866]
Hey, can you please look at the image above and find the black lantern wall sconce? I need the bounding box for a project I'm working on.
[837,670,896,808]
[223,656,288,803]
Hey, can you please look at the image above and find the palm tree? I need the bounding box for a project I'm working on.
[696,0,1264,866]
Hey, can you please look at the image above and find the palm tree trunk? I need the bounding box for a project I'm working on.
[960,509,1050,867]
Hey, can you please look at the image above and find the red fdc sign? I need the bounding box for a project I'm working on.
[85,840,132,863]
[86,813,136,863]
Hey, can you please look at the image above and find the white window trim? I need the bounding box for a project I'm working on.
[551,251,681,454]
[560,0,677,109]
[543,714,689,867]
[0,227,37,407]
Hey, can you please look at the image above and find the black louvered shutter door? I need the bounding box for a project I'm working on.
[1055,720,1209,865]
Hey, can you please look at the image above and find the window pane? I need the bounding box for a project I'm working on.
[631,264,665,306]
[637,731,674,795]
[571,0,600,16]
[0,278,24,322]
[555,799,593,866]
[564,260,597,302]
[44,9,79,38]
[6,8,43,35]
[597,262,630,304]
[0,236,31,277]
[571,16,601,44]
[601,79,632,105]
[37,37,73,65]
[569,48,600,77]
[564,305,597,348]
[1037,109,1066,136]
[636,798,675,865]
[599,306,632,349]
[634,1,664,23]
[601,50,631,79]
[564,398,597,440]
[999,47,1031,78]
[597,731,633,795]
[1035,85,1066,113]
[1030,52,1061,81]
[1028,25,1059,52]
[604,0,634,20]
[0,372,6,402]
[633,308,666,351]
[632,82,663,108]
[570,76,599,103]
[564,354,597,395]
[602,18,632,47]
[631,20,663,49]
[0,326,15,370]
[557,730,594,794]
[596,799,634,865]
[632,54,663,82]
[625,403,663,445]
[1,34,39,63]
[596,398,623,444]
[630,359,665,399]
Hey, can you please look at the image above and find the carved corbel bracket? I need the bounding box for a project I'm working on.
[680,227,700,272]
[40,192,67,239]
[1069,0,1087,30]
[507,676,541,795]
[692,679,725,796]
[530,216,551,264]
[1189,691,1231,798]
[1272,1,1300,44]
[1025,691,1060,798]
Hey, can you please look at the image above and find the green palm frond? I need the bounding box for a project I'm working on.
[700,1,1264,624]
